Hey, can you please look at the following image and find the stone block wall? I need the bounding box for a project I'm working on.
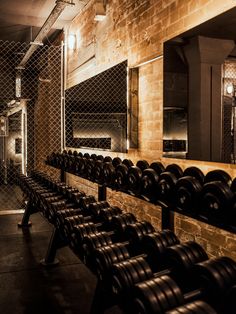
[66,172,236,260]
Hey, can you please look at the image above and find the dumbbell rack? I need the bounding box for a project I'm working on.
[61,167,175,232]
[59,167,236,236]
[16,170,236,314]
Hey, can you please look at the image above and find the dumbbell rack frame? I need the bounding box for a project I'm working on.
[59,167,236,235]
[17,168,236,314]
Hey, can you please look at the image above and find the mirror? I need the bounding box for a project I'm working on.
[163,7,236,163]
[65,61,128,153]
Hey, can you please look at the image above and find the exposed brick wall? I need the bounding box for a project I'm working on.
[65,0,236,260]
[66,172,236,260]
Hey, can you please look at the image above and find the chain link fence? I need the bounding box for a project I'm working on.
[222,59,236,163]
[0,40,62,211]
[65,61,128,153]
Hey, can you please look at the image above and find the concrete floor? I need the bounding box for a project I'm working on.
[0,213,122,314]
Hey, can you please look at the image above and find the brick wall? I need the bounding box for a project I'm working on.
[65,0,236,259]
[66,172,236,260]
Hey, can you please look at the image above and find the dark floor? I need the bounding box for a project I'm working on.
[0,213,122,314]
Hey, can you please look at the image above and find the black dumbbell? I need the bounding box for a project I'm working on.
[183,167,205,185]
[94,229,178,281]
[175,167,234,216]
[175,175,202,213]
[84,220,155,259]
[205,169,232,186]
[127,160,150,196]
[140,162,165,203]
[165,300,217,314]
[166,164,183,179]
[115,159,134,190]
[71,212,138,248]
[133,256,236,314]
[103,162,116,187]
[88,201,111,218]
[141,230,180,272]
[93,159,105,183]
[122,159,134,168]
[83,153,90,159]
[199,176,235,225]
[112,157,122,168]
[110,241,208,298]
[41,192,90,222]
[85,158,96,180]
[99,206,123,224]
[104,156,112,163]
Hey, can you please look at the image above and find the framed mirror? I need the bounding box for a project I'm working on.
[163,7,236,163]
[65,61,128,153]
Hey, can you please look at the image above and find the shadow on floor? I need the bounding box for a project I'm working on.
[0,213,122,314]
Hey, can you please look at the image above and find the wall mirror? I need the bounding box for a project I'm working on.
[163,7,236,163]
[65,61,128,153]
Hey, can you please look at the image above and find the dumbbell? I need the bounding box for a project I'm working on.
[85,158,96,180]
[71,155,86,176]
[93,229,178,282]
[127,160,150,196]
[156,164,184,208]
[198,170,235,224]
[69,212,138,248]
[103,157,122,188]
[116,159,134,190]
[112,157,122,167]
[140,161,165,202]
[133,256,236,314]
[68,212,136,256]
[61,202,121,236]
[175,168,232,222]
[174,167,205,213]
[110,241,208,298]
[88,201,112,218]
[40,191,90,222]
[84,218,154,258]
[165,300,217,314]
[93,159,105,184]
[103,162,116,188]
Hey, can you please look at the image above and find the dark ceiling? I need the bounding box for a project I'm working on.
[0,0,89,44]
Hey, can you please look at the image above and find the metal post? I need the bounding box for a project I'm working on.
[18,199,33,227]
[161,206,175,231]
[40,227,61,266]
[61,169,66,183]
[98,184,106,201]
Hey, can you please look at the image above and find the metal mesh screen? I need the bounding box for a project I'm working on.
[0,40,62,210]
[222,60,236,163]
[65,61,128,153]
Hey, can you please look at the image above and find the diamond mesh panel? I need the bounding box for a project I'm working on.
[0,40,62,210]
[65,61,128,152]
[222,60,236,163]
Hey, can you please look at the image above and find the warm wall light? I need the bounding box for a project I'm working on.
[68,34,76,50]
[94,0,106,21]
[226,83,234,95]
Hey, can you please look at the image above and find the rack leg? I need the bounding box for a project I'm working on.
[18,200,33,227]
[98,184,106,201]
[40,227,62,266]
[161,206,175,231]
